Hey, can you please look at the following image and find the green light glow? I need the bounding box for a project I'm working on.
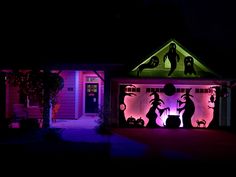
[130,39,219,78]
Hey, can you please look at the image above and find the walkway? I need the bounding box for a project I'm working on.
[1,117,236,172]
[51,117,236,163]
[51,116,147,158]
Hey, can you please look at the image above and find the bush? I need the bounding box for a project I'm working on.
[20,119,39,129]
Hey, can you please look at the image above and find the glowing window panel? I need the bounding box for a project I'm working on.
[121,84,217,128]
[86,76,98,82]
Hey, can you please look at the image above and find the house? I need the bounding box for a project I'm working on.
[110,39,232,129]
[0,39,234,129]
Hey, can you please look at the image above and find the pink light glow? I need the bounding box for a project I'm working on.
[124,84,217,128]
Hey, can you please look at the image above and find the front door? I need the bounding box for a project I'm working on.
[85,83,99,113]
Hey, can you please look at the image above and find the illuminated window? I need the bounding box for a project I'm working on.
[195,88,210,93]
[27,96,40,107]
[126,87,141,92]
[86,76,98,83]
[19,92,40,107]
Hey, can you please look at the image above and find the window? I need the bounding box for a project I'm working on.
[27,96,40,107]
[86,76,98,83]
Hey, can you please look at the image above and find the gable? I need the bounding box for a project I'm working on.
[129,39,220,78]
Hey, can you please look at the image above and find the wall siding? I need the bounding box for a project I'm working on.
[55,70,76,119]
[6,83,20,118]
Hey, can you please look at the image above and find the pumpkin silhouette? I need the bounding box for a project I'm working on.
[126,116,136,127]
[135,117,144,128]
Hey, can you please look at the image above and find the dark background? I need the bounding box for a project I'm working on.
[2,0,236,78]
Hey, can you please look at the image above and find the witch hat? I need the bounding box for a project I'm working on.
[181,88,193,98]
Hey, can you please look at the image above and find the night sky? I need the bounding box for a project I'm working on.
[2,0,236,78]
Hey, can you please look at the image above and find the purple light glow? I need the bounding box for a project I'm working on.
[124,84,216,128]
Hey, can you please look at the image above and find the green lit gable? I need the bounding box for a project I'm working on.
[129,39,219,78]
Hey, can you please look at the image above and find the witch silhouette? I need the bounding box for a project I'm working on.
[146,91,169,128]
[177,88,195,128]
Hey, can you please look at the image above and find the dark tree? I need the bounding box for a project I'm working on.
[7,70,64,128]
[118,84,136,127]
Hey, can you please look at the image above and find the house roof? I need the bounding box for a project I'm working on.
[1,34,235,80]
[2,1,236,80]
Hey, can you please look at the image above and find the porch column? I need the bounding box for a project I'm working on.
[226,88,231,126]
[42,69,51,128]
[0,72,6,127]
[103,70,111,126]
